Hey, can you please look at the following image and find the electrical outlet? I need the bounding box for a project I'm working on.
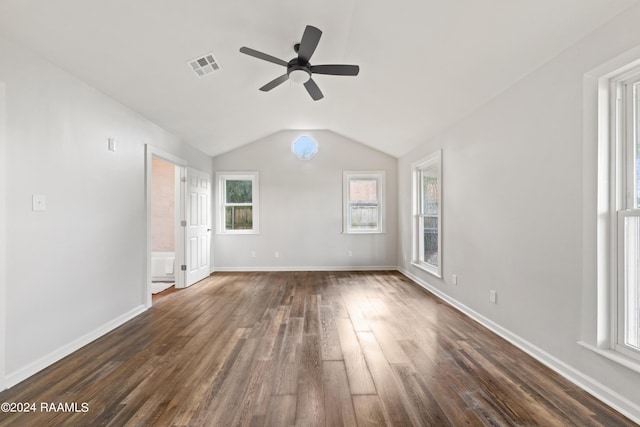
[490,290,497,304]
[348,250,353,257]
[452,274,457,285]
[250,251,256,258]
[274,251,279,258]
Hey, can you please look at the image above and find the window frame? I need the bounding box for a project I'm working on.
[411,151,442,278]
[216,171,260,235]
[342,171,385,234]
[578,50,640,374]
[292,135,318,160]
[613,71,640,360]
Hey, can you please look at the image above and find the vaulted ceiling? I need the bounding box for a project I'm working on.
[0,0,637,157]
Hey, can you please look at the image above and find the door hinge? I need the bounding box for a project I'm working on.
[181,265,187,271]
[181,176,187,183]
[181,220,187,227]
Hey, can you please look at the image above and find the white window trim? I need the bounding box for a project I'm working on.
[613,70,640,360]
[216,171,260,235]
[411,151,442,278]
[580,54,640,372]
[342,171,385,234]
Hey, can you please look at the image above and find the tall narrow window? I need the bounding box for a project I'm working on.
[216,172,259,234]
[616,72,640,356]
[412,151,442,277]
[343,171,385,234]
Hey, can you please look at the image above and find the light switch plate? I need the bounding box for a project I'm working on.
[108,138,117,152]
[32,194,46,211]
[490,290,497,304]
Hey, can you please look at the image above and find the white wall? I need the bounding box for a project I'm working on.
[0,36,211,386]
[212,130,397,270]
[397,5,640,422]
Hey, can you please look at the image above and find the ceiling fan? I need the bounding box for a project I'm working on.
[239,25,360,101]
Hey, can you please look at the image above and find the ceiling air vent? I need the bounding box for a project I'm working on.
[188,53,222,77]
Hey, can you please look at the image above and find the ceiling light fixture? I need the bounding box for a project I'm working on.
[239,25,359,101]
[288,69,311,84]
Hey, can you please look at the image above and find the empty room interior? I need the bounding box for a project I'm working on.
[2,0,640,425]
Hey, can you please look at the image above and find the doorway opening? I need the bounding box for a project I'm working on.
[145,146,187,308]
[150,156,180,298]
[145,145,212,307]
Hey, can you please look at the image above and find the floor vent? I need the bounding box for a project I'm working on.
[188,53,222,77]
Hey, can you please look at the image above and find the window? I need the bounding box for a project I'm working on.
[292,135,318,160]
[216,172,259,234]
[343,171,384,233]
[614,70,640,358]
[580,55,640,372]
[412,151,442,277]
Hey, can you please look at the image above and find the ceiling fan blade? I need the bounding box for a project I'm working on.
[297,25,322,63]
[239,47,288,67]
[311,64,360,76]
[259,74,289,92]
[304,78,324,101]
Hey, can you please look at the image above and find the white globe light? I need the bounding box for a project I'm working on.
[289,69,310,84]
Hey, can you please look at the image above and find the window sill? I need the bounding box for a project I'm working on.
[343,231,386,235]
[217,231,260,235]
[411,261,442,278]
[578,341,640,374]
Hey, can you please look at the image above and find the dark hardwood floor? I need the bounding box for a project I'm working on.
[0,271,635,426]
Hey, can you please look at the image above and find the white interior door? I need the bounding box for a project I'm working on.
[185,168,211,286]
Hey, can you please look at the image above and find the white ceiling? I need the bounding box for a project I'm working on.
[0,0,637,157]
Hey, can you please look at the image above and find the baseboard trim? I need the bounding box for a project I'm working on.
[4,305,147,389]
[214,265,397,272]
[397,267,640,424]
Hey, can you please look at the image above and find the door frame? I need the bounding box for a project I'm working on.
[144,145,187,308]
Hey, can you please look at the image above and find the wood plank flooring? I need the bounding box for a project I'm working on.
[0,271,635,426]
